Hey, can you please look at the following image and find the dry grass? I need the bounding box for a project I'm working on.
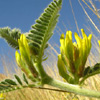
[0,74,7,81]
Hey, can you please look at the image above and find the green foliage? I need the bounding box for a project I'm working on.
[4,79,17,85]
[27,0,62,60]
[0,74,29,93]
[14,75,23,85]
[0,27,21,49]
[23,73,28,84]
[80,63,100,84]
[84,63,100,77]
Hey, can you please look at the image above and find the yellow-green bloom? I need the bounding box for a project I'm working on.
[15,51,32,77]
[18,34,30,63]
[0,93,6,100]
[15,34,38,78]
[98,40,100,46]
[57,54,69,80]
[58,29,92,78]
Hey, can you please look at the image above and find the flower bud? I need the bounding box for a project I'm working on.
[15,34,38,78]
[58,29,92,79]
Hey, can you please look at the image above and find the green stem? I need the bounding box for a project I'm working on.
[35,62,100,98]
[46,77,100,98]
[73,74,79,84]
[35,62,49,84]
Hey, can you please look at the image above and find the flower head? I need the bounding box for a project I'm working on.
[58,29,92,78]
[0,93,6,100]
[15,34,38,78]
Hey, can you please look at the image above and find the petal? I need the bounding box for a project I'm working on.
[21,34,30,57]
[87,34,92,54]
[60,33,64,39]
[74,32,82,49]
[15,51,21,66]
[19,34,30,62]
[81,29,87,38]
[58,54,66,71]
[73,42,77,47]
[65,31,73,57]
[15,51,32,77]
[57,54,70,81]
[73,42,79,61]
[69,31,72,40]
[74,32,83,69]
[81,29,90,57]
[88,34,92,41]
[98,40,100,46]
[18,39,26,60]
[65,32,70,59]
[82,38,87,62]
[20,34,24,43]
[60,33,65,53]
[66,39,73,61]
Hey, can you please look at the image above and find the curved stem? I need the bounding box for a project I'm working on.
[35,62,100,98]
[46,78,100,98]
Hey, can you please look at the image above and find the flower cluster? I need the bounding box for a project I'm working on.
[0,93,6,100]
[58,29,92,83]
[15,34,38,79]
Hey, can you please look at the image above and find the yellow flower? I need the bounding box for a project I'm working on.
[15,34,31,75]
[15,51,32,77]
[0,93,6,100]
[15,51,22,67]
[15,34,38,78]
[98,40,100,46]
[18,34,30,62]
[57,54,69,81]
[58,29,92,78]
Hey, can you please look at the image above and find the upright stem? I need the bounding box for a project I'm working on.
[35,62,50,84]
[74,74,79,84]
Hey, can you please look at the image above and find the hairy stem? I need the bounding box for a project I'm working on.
[35,62,100,98]
[35,62,50,84]
[46,78,100,98]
